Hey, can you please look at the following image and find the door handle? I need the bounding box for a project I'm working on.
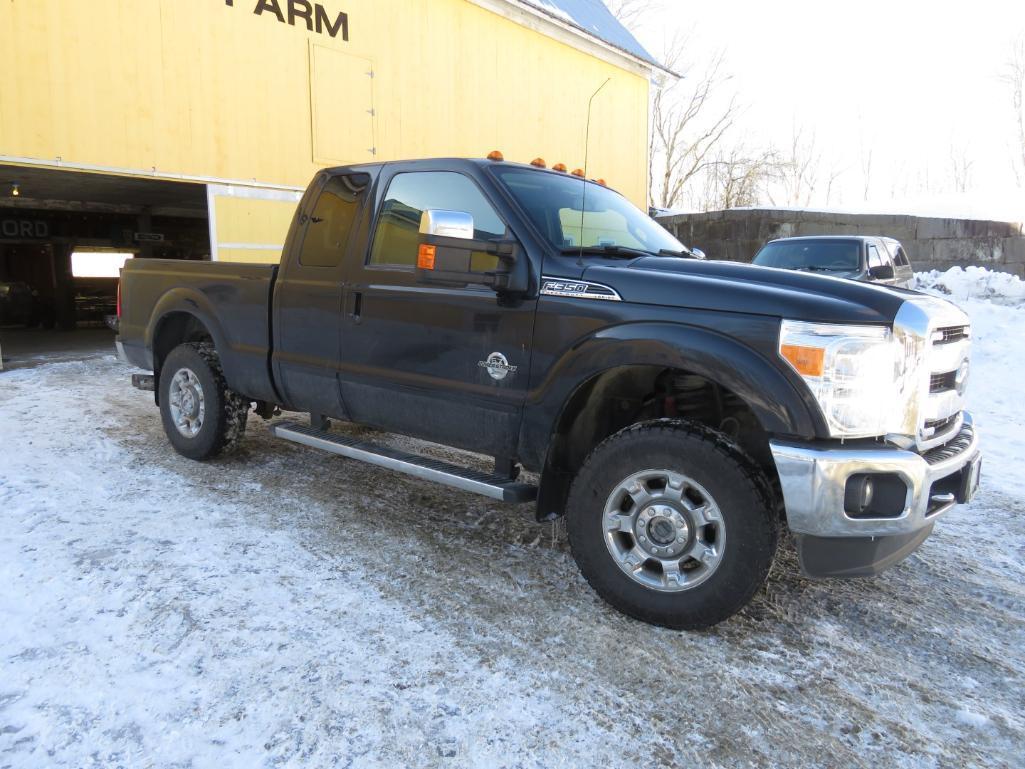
[349,291,363,324]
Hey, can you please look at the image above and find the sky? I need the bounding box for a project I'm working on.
[628,0,1025,219]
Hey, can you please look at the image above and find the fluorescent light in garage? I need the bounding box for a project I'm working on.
[71,251,134,278]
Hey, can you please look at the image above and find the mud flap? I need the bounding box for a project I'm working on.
[795,524,934,579]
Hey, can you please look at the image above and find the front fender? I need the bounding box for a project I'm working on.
[519,320,826,470]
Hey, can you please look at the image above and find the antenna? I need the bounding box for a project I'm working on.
[578,78,611,267]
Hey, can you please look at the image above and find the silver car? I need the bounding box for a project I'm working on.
[752,235,914,288]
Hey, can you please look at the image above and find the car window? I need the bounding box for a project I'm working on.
[867,244,886,269]
[893,246,910,266]
[298,174,369,268]
[752,240,860,272]
[369,172,506,267]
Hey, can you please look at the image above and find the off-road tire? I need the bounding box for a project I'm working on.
[159,342,249,460]
[565,419,778,630]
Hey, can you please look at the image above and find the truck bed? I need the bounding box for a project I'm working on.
[118,258,279,403]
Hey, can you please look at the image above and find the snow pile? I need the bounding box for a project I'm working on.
[912,265,1025,307]
[913,266,1025,500]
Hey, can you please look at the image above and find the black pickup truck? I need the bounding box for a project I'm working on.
[117,157,981,629]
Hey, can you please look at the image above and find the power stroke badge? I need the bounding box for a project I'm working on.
[479,352,518,381]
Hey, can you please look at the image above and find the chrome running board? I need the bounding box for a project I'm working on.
[270,421,537,504]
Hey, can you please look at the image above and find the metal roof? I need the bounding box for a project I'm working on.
[521,0,660,68]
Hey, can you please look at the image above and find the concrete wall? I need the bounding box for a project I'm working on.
[658,209,1025,277]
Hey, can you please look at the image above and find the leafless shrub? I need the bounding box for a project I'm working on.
[1001,34,1025,185]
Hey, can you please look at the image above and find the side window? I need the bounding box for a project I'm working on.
[298,174,368,268]
[369,172,506,267]
[894,246,910,266]
[867,244,885,270]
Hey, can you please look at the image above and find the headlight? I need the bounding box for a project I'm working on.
[779,320,924,439]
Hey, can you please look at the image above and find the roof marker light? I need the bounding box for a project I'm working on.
[553,163,567,172]
[487,150,505,161]
[571,168,585,177]
[530,157,547,168]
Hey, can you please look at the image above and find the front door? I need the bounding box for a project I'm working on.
[337,168,537,457]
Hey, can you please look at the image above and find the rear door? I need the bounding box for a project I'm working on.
[886,242,914,286]
[271,172,370,416]
[336,167,537,457]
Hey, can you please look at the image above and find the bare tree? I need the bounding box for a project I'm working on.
[648,40,739,209]
[764,126,845,208]
[949,144,974,194]
[770,127,815,207]
[860,147,873,202]
[697,144,780,211]
[1002,34,1025,185]
[604,0,658,30]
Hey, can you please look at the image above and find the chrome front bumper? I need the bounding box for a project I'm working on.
[771,412,980,539]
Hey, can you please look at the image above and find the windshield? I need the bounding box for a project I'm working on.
[753,240,860,272]
[492,167,685,255]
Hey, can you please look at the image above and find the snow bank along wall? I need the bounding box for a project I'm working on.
[657,210,1025,277]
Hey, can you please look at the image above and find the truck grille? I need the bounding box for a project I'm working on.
[932,325,970,344]
[929,371,957,393]
[924,415,959,434]
[922,421,974,465]
[919,319,970,448]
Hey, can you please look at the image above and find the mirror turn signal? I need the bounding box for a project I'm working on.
[417,244,436,270]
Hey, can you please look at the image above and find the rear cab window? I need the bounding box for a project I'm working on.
[298,174,369,268]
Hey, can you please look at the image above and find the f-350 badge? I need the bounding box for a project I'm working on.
[480,352,518,381]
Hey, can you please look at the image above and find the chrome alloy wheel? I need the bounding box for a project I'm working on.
[168,367,206,438]
[603,469,727,592]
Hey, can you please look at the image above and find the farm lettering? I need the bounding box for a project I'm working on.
[223,0,349,41]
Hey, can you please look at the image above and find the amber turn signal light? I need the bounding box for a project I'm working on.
[487,150,504,161]
[417,244,436,270]
[780,344,825,377]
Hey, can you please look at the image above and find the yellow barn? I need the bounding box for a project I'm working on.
[0,0,662,328]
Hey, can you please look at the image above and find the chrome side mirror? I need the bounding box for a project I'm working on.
[420,209,474,240]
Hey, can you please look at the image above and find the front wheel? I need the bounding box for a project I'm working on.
[158,342,249,460]
[565,419,778,630]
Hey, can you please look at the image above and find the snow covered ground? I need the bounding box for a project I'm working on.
[2,269,1023,768]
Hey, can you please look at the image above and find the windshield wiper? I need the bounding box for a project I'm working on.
[559,245,654,259]
[797,265,833,272]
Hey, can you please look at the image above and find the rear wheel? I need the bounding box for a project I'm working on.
[566,419,778,630]
[158,342,249,460]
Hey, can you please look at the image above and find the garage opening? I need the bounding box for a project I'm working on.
[0,164,208,369]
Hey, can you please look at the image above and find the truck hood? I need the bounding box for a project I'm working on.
[583,257,907,325]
